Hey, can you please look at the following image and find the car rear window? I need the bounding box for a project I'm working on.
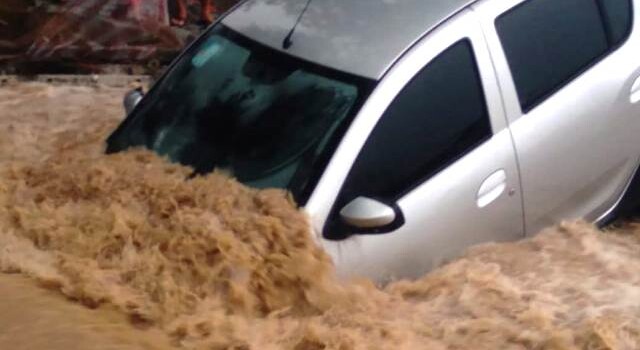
[496,0,633,112]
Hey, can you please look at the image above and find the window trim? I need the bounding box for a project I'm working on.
[495,0,634,113]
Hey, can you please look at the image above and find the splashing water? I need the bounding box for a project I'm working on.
[1,81,640,350]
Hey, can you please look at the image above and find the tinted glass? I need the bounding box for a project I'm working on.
[325,40,491,237]
[496,0,610,111]
[107,26,373,205]
[598,0,633,45]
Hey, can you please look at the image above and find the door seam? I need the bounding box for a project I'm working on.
[470,4,527,237]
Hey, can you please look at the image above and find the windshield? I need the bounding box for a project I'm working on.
[107,25,373,204]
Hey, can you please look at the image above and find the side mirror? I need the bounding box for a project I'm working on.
[339,197,398,229]
[123,87,144,115]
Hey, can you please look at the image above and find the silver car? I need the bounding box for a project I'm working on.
[108,0,640,281]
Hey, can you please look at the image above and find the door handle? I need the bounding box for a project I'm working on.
[632,76,640,104]
[477,170,507,208]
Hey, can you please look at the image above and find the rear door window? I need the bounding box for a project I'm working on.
[496,0,633,112]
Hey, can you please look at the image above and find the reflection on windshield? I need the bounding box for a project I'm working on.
[107,26,371,203]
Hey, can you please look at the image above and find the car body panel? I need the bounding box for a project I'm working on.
[305,9,524,281]
[474,0,640,235]
[221,0,478,79]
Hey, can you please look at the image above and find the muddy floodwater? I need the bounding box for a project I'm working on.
[1,81,640,350]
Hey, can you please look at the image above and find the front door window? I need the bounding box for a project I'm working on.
[325,40,493,239]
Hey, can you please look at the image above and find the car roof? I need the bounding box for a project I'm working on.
[222,0,478,80]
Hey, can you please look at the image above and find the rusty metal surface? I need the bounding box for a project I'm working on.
[0,0,225,74]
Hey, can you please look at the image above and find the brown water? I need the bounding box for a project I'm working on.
[0,274,173,350]
[1,82,640,349]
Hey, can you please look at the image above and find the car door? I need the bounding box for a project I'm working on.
[304,9,524,281]
[474,0,640,234]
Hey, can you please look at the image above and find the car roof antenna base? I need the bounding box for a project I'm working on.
[283,0,313,50]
